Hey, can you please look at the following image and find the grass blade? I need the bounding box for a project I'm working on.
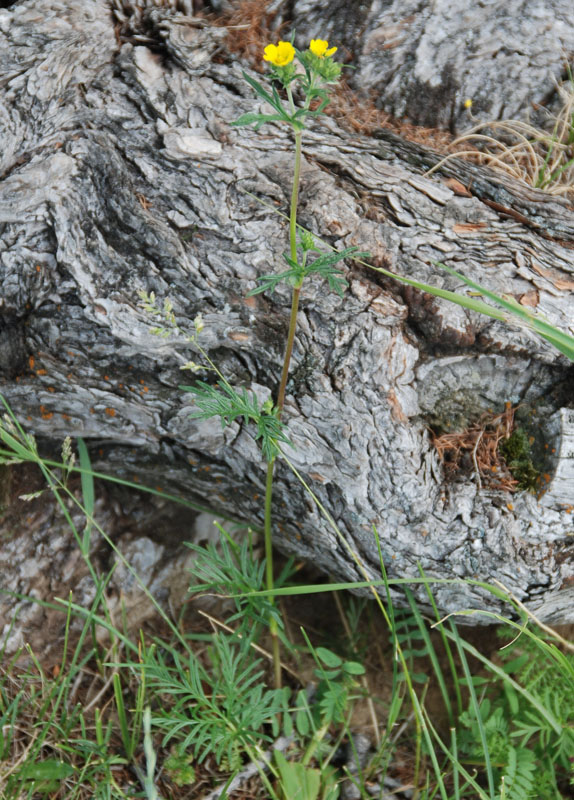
[404,587,454,727]
[76,438,95,555]
[448,619,496,798]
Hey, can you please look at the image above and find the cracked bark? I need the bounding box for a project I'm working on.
[1,0,574,639]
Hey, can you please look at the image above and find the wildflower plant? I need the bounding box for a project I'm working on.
[137,35,574,732]
[229,36,367,689]
[237,37,342,132]
[139,37,366,690]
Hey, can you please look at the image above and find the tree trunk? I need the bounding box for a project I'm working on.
[1,0,574,630]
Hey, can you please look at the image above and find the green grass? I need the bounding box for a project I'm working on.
[1,412,574,799]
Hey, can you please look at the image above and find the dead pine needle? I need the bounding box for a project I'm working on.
[432,403,520,492]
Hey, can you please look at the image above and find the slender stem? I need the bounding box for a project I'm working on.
[263,120,304,690]
[277,127,303,411]
[264,456,282,690]
[301,722,330,767]
[276,286,301,413]
[289,131,302,263]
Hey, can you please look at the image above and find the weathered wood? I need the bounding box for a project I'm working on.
[1,0,574,635]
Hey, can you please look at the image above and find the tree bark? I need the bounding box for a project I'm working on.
[1,0,574,628]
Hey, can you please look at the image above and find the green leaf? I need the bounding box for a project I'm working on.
[247,268,295,296]
[305,247,367,296]
[250,246,364,298]
[342,660,366,676]
[0,427,34,461]
[234,112,293,131]
[503,683,520,716]
[232,112,277,127]
[318,668,343,681]
[282,708,294,738]
[319,683,348,724]
[315,647,343,668]
[271,81,285,111]
[242,72,281,111]
[502,654,530,675]
[180,381,292,460]
[76,437,94,554]
[274,750,321,800]
[17,759,74,782]
[237,72,299,130]
[296,708,310,737]
[434,260,574,361]
[397,671,429,684]
[295,689,311,736]
[306,247,367,273]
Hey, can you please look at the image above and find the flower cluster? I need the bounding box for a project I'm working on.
[263,38,338,67]
[232,34,342,132]
[263,36,342,87]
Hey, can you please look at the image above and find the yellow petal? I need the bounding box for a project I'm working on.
[263,44,278,62]
[325,46,337,57]
[275,41,295,66]
[309,38,329,57]
[263,40,295,66]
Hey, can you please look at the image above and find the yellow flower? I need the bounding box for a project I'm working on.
[309,39,337,58]
[263,41,295,67]
[464,98,473,109]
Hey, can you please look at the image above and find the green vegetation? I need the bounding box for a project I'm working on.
[2,31,574,800]
[499,428,541,492]
[2,406,574,798]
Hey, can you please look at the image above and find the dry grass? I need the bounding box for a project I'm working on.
[212,0,284,67]
[428,77,574,199]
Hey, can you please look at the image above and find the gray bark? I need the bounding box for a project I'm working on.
[1,0,574,636]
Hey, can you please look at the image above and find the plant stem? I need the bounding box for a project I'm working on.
[276,286,301,413]
[264,457,282,691]
[264,123,304,690]
[289,132,302,259]
[278,125,303,414]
